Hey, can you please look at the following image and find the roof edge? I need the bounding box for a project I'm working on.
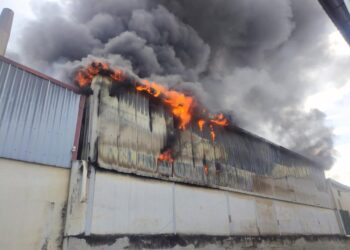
[328,178,350,191]
[0,55,82,93]
[227,124,326,170]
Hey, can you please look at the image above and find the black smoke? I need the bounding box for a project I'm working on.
[18,0,345,168]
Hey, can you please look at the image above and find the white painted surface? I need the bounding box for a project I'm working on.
[275,202,303,234]
[296,205,322,234]
[174,185,230,235]
[0,158,70,250]
[227,194,259,235]
[322,208,342,234]
[255,198,279,234]
[91,172,174,235]
[330,183,350,211]
[64,161,90,236]
[77,169,341,236]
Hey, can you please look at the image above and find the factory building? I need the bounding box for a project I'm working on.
[319,0,350,237]
[0,55,349,250]
[1,4,350,250]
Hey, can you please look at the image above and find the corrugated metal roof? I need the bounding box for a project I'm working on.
[0,57,83,167]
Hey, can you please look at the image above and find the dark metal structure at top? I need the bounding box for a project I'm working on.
[319,0,350,45]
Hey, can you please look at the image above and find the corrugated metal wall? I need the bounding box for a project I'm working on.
[0,58,82,167]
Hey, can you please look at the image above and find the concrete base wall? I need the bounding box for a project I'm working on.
[63,235,350,250]
[65,163,341,239]
[0,158,70,250]
[0,160,345,250]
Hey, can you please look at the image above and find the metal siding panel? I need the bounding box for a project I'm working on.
[0,59,81,167]
[65,92,81,166]
[91,172,174,235]
[7,70,29,158]
[174,184,230,235]
[88,76,331,208]
[227,194,259,235]
[340,210,350,234]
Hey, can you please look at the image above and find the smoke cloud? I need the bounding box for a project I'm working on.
[18,0,345,168]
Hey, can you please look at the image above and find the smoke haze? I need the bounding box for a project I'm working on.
[17,0,348,168]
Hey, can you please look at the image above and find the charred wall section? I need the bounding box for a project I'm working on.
[81,76,332,208]
[65,235,350,250]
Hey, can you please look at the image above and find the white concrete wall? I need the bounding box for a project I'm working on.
[66,166,341,237]
[332,186,350,212]
[91,172,174,235]
[0,158,70,250]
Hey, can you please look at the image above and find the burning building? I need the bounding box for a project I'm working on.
[1,54,349,249]
[0,3,349,248]
[75,61,332,203]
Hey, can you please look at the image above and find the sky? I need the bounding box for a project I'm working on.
[304,31,350,185]
[1,0,350,185]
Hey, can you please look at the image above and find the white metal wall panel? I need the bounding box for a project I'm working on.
[91,172,174,235]
[0,59,81,167]
[227,194,259,235]
[77,170,341,236]
[174,185,230,235]
[255,198,279,234]
[274,202,303,234]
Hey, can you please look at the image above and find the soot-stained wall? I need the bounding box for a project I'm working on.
[81,76,332,208]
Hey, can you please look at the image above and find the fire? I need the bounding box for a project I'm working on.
[75,61,117,88]
[203,164,209,175]
[136,79,166,97]
[158,149,174,163]
[163,91,194,130]
[210,125,216,141]
[136,79,195,130]
[75,61,233,165]
[74,61,231,133]
[198,119,205,131]
[111,69,124,82]
[210,113,229,126]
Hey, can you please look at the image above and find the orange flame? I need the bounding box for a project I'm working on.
[198,119,205,131]
[75,61,231,132]
[158,149,174,163]
[75,61,121,88]
[210,125,216,141]
[210,113,229,126]
[136,79,166,97]
[111,69,124,82]
[203,164,209,175]
[163,91,194,130]
[134,79,195,129]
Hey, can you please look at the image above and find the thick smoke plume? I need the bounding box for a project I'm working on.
[18,0,340,168]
